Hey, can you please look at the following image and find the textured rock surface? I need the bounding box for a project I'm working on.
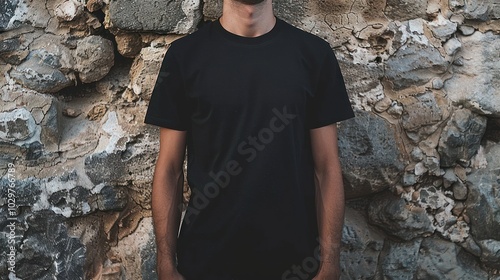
[0,0,499,279]
[107,0,202,34]
[338,110,405,198]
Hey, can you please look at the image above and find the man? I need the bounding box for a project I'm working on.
[144,0,354,279]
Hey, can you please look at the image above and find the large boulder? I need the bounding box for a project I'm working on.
[340,207,385,279]
[438,109,487,167]
[75,36,115,83]
[368,192,434,240]
[338,110,405,198]
[444,31,500,117]
[107,0,202,34]
[385,40,448,90]
[416,237,488,279]
[466,143,500,241]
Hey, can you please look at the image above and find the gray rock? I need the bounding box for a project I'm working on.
[445,32,500,117]
[432,78,444,90]
[379,239,422,279]
[416,237,488,279]
[428,18,458,40]
[477,239,500,269]
[141,229,158,280]
[0,0,19,31]
[444,37,462,55]
[384,0,428,21]
[337,110,405,198]
[96,185,128,211]
[452,181,468,200]
[0,108,38,142]
[386,41,448,90]
[75,36,114,83]
[340,207,385,280]
[107,0,202,34]
[438,109,487,167]
[339,60,385,97]
[0,37,21,53]
[450,0,500,21]
[10,56,74,93]
[466,143,500,241]
[368,192,434,240]
[15,211,85,280]
[459,25,475,36]
[401,91,444,132]
[85,151,127,185]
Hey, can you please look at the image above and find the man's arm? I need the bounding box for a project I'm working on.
[310,124,345,280]
[152,127,187,280]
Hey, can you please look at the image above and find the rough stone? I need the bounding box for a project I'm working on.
[55,0,85,22]
[384,0,428,21]
[427,15,458,40]
[438,109,487,167]
[0,108,38,142]
[379,239,422,279]
[450,0,500,21]
[466,143,500,241]
[445,32,500,117]
[368,192,434,240]
[86,0,104,12]
[75,36,114,83]
[340,207,385,280]
[0,0,19,31]
[444,37,462,55]
[107,0,202,34]
[401,91,444,132]
[459,25,476,35]
[385,41,448,90]
[116,33,143,58]
[477,239,500,269]
[0,210,85,280]
[416,237,489,279]
[129,45,168,99]
[337,110,405,198]
[452,181,468,200]
[10,55,74,93]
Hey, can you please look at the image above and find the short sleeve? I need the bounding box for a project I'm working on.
[307,47,355,129]
[144,46,189,131]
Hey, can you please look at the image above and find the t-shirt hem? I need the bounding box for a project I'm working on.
[144,115,188,131]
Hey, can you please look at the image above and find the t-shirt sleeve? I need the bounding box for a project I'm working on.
[144,46,189,131]
[307,46,355,129]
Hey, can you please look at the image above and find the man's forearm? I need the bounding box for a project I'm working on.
[152,167,184,271]
[314,167,345,275]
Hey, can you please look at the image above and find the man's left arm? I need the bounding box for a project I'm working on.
[310,123,345,280]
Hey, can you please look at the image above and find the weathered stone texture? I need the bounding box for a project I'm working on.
[338,110,405,198]
[438,109,487,167]
[107,0,202,34]
[445,31,500,117]
[1,0,499,278]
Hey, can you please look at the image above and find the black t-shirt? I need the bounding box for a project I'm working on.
[145,17,354,280]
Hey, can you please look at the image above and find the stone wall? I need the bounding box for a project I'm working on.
[0,0,499,279]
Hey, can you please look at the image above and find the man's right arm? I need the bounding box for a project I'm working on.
[152,127,187,280]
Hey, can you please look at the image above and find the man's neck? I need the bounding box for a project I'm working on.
[219,0,276,38]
